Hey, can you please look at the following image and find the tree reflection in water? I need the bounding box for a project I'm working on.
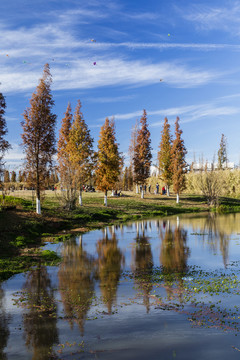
[22,264,58,360]
[202,213,229,267]
[58,236,96,335]
[132,221,153,313]
[0,286,9,360]
[96,227,125,314]
[160,223,190,302]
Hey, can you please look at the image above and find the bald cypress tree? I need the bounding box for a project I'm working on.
[67,100,94,206]
[217,134,228,169]
[133,110,152,198]
[11,171,16,183]
[95,118,122,206]
[57,102,77,210]
[0,92,11,177]
[158,117,173,196]
[171,117,188,204]
[21,63,56,214]
[4,170,10,183]
[129,119,139,193]
[58,102,72,172]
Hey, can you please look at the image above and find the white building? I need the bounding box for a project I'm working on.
[191,162,235,172]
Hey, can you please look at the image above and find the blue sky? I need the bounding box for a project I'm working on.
[2,0,240,170]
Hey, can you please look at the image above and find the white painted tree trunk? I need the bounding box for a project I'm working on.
[79,193,82,206]
[167,186,170,196]
[36,198,41,214]
[112,190,115,196]
[136,184,139,194]
[141,190,144,199]
[104,194,108,206]
[176,193,179,204]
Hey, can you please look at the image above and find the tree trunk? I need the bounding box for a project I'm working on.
[79,234,82,247]
[167,185,170,196]
[36,197,41,214]
[136,184,139,194]
[104,190,108,206]
[141,189,144,199]
[176,193,179,204]
[79,188,82,206]
[36,159,41,214]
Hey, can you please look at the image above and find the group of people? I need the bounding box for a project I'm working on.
[82,185,95,192]
[155,183,167,195]
[112,189,122,196]
[139,183,167,195]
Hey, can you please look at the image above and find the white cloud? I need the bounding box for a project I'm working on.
[3,144,25,170]
[5,116,19,122]
[177,2,240,34]
[86,94,136,103]
[0,4,224,95]
[104,101,240,126]
[105,42,240,51]
[0,57,217,94]
[107,105,200,122]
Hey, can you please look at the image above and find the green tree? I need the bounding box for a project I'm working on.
[129,119,139,193]
[18,170,23,183]
[217,134,228,169]
[21,63,56,214]
[68,100,94,206]
[11,170,16,182]
[22,171,27,183]
[0,92,11,175]
[57,102,77,210]
[3,170,9,183]
[133,110,152,198]
[128,165,133,191]
[158,117,173,196]
[171,117,188,204]
[26,171,34,188]
[95,118,122,206]
[123,167,128,190]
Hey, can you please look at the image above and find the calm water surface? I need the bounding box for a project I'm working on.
[2,213,240,359]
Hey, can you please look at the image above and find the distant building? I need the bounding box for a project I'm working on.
[150,164,159,177]
[191,162,235,172]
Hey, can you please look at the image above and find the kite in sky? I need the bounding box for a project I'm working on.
[93,62,96,65]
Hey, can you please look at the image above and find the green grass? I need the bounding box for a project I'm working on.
[0,250,61,281]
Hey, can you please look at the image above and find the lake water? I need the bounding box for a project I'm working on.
[2,212,240,359]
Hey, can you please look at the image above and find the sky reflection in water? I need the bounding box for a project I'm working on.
[2,213,240,359]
